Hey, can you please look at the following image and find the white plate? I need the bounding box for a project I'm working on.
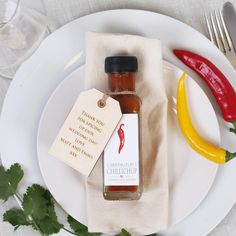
[37,62,218,228]
[1,9,236,236]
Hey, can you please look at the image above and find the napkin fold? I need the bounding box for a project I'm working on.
[85,32,168,235]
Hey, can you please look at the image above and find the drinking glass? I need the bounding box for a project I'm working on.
[0,0,48,79]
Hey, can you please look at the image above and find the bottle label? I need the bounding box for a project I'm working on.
[104,114,139,186]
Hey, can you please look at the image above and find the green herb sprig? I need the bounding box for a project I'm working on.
[0,163,131,236]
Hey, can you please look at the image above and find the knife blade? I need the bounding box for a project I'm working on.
[223,2,236,51]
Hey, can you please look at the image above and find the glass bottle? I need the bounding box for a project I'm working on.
[103,56,142,200]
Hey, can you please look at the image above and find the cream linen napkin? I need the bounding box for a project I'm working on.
[85,32,168,235]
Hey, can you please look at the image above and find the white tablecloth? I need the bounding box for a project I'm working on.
[1,0,236,235]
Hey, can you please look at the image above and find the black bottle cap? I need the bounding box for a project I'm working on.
[105,56,138,73]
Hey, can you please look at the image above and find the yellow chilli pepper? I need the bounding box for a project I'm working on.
[177,72,236,164]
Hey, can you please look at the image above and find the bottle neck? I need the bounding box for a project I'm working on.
[107,72,136,92]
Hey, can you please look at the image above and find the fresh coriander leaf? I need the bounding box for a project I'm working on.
[68,215,87,232]
[118,229,131,236]
[68,215,101,236]
[0,163,23,201]
[22,184,49,220]
[0,166,10,201]
[7,163,24,193]
[3,209,31,230]
[23,184,63,235]
[33,205,63,235]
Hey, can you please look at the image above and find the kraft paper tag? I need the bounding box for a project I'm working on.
[49,88,122,177]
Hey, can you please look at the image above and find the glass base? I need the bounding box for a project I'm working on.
[0,27,48,79]
[0,8,49,79]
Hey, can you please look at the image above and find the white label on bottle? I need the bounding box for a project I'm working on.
[104,114,139,186]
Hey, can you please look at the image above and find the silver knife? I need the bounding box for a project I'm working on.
[223,2,236,51]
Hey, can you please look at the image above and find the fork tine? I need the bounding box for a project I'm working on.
[210,12,224,52]
[205,13,215,44]
[219,10,234,51]
[215,10,227,52]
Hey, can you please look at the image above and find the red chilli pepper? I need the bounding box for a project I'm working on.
[117,124,125,154]
[174,49,236,134]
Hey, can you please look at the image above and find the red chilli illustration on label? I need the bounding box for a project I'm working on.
[117,124,125,154]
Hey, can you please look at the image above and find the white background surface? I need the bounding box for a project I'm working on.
[1,0,236,235]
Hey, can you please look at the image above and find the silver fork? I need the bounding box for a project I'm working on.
[205,10,236,69]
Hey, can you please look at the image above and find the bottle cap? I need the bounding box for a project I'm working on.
[105,56,138,73]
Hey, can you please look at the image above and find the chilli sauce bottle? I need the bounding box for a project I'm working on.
[103,56,142,200]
